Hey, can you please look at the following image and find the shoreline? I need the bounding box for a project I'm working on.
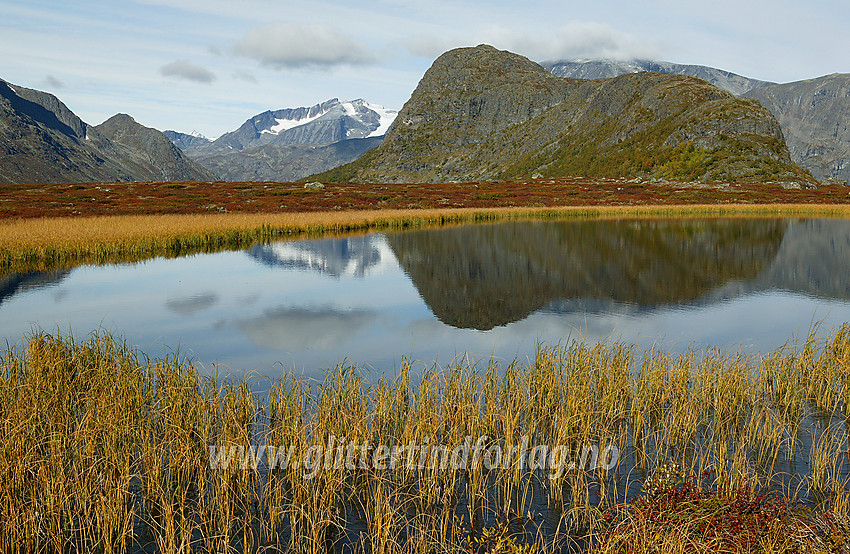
[3,202,850,272]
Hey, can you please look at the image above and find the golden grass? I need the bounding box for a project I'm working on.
[2,327,849,552]
[3,203,850,272]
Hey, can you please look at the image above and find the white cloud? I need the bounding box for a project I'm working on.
[477,23,661,62]
[237,307,379,351]
[159,59,217,83]
[400,35,463,58]
[233,69,258,83]
[396,22,660,65]
[234,23,378,69]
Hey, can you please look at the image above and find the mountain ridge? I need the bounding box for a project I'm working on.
[194,136,382,182]
[95,114,215,181]
[542,60,850,185]
[0,79,213,184]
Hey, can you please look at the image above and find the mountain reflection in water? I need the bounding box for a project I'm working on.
[386,219,789,329]
[1,218,849,377]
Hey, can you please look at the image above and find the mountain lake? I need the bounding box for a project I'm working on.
[2,217,850,381]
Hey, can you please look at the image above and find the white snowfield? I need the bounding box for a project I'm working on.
[258,99,398,138]
[364,101,398,138]
[263,108,329,135]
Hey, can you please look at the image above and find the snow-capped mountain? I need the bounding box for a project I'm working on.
[192,98,397,154]
[259,99,395,140]
[165,98,397,182]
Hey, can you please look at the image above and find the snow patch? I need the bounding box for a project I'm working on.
[364,101,398,138]
[341,101,356,116]
[262,109,328,135]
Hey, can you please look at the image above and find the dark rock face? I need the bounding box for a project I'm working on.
[0,79,213,184]
[321,45,811,185]
[6,81,90,140]
[744,74,850,184]
[544,60,773,96]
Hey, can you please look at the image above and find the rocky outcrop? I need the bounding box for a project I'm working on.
[0,79,213,184]
[316,45,813,185]
[744,74,850,184]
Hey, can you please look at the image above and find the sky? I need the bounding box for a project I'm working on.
[1,0,848,139]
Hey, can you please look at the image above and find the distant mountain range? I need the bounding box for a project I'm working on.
[0,79,212,184]
[542,59,773,96]
[316,45,811,185]
[188,98,395,154]
[192,137,383,183]
[163,130,211,152]
[165,98,397,182]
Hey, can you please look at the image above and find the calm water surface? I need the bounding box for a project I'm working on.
[2,217,850,380]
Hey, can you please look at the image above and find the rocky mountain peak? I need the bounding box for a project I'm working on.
[744,73,850,182]
[94,113,215,181]
[315,45,813,185]
[186,97,397,158]
[0,78,88,140]
[391,44,568,141]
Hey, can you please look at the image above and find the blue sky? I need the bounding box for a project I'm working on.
[1,0,848,138]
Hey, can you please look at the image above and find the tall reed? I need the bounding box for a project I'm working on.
[1,325,849,552]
